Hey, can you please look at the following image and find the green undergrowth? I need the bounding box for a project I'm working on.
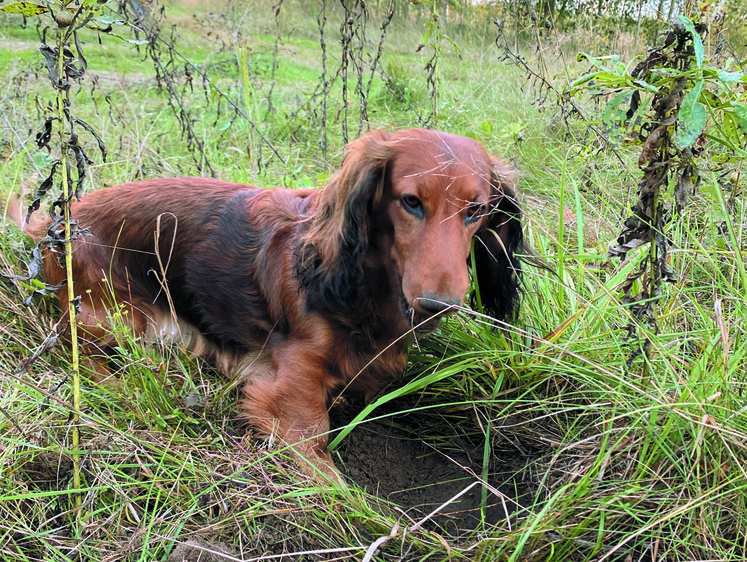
[1,1,746,560]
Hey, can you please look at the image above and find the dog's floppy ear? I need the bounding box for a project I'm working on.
[471,158,523,322]
[300,129,393,311]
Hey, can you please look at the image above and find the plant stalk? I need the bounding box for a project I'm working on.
[56,27,82,516]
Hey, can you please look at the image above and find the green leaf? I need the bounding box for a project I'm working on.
[711,154,741,164]
[419,23,433,46]
[699,88,722,109]
[678,16,703,68]
[445,35,460,57]
[0,1,49,16]
[733,103,747,135]
[633,79,659,94]
[95,15,125,25]
[676,79,706,148]
[576,52,620,71]
[106,32,148,44]
[722,110,738,143]
[602,90,633,147]
[591,71,628,88]
[571,72,597,88]
[718,70,743,83]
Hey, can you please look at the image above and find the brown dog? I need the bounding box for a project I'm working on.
[19,128,523,479]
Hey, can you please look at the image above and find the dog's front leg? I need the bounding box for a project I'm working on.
[239,349,341,483]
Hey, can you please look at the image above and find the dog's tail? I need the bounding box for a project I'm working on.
[3,193,25,228]
[3,193,46,241]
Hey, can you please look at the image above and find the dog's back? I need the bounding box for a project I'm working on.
[15,178,319,364]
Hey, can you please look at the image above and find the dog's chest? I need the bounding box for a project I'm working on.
[330,335,408,400]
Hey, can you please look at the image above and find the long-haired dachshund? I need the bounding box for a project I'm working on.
[19,128,523,480]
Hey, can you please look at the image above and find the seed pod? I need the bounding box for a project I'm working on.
[54,8,74,27]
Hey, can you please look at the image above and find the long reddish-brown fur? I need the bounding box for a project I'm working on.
[18,128,523,480]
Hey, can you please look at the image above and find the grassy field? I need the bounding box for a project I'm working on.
[1,1,746,561]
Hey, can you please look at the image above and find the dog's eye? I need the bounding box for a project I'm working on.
[400,195,425,219]
[465,203,486,224]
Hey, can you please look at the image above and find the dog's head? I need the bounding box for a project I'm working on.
[300,128,523,332]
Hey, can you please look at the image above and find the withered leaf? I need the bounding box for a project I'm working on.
[609,237,648,258]
[74,117,107,162]
[1,245,45,282]
[638,118,675,168]
[23,279,67,307]
[15,325,67,376]
[26,160,60,222]
[36,117,54,149]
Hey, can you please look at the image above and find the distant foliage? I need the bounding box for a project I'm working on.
[463,0,746,54]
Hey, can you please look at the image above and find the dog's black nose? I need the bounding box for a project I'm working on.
[415,296,461,315]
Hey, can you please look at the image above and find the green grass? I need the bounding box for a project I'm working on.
[1,0,746,560]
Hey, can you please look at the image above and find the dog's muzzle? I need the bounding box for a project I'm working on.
[401,296,459,335]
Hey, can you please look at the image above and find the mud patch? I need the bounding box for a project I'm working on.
[335,415,537,534]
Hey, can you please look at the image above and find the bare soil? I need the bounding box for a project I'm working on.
[333,406,538,534]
